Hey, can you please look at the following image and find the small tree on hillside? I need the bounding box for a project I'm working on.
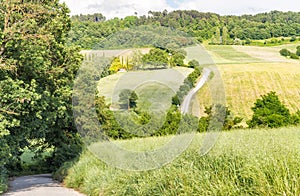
[247,91,291,128]
[119,89,138,110]
[279,49,291,57]
[198,104,243,132]
[188,60,200,68]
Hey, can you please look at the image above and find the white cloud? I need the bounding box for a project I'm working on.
[61,0,172,19]
[61,0,300,19]
[176,0,300,15]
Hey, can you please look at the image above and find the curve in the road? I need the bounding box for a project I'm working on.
[181,68,211,114]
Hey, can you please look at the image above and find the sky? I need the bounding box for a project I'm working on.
[60,0,300,19]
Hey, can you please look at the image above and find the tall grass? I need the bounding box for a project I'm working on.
[55,126,300,195]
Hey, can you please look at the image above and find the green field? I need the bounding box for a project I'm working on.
[55,126,300,195]
[98,67,193,111]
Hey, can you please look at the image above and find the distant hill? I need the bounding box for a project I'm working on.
[68,10,300,49]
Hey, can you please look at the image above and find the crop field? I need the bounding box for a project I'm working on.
[182,44,300,121]
[57,126,300,195]
[204,45,263,64]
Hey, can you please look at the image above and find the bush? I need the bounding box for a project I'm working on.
[296,48,300,56]
[198,104,243,132]
[290,36,297,42]
[188,60,200,68]
[290,53,299,59]
[279,48,291,57]
[247,92,291,128]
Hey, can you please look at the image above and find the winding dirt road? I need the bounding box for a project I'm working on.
[181,68,211,114]
[4,174,84,196]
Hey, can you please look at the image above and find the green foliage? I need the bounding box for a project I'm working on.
[171,95,180,106]
[176,67,202,104]
[290,53,299,59]
[142,48,169,68]
[153,105,181,136]
[247,92,292,128]
[188,59,200,68]
[170,52,185,67]
[279,48,291,57]
[279,46,300,59]
[296,48,300,56]
[198,104,243,132]
[118,89,138,110]
[290,36,297,42]
[0,0,83,181]
[95,95,133,140]
[109,57,123,73]
[69,11,300,48]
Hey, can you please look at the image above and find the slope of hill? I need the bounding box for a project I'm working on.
[55,126,300,195]
[183,44,300,121]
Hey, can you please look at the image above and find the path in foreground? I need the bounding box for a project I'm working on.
[4,174,85,196]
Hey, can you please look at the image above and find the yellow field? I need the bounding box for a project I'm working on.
[190,44,300,122]
[214,63,299,118]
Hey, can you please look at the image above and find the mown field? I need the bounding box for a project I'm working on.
[98,67,193,111]
[55,126,300,195]
[185,44,300,121]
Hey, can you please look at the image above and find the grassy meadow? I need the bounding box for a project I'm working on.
[98,67,193,110]
[55,126,300,195]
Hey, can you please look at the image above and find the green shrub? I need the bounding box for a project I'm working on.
[198,104,243,131]
[247,92,291,128]
[290,36,297,42]
[296,48,300,56]
[279,48,291,57]
[290,53,299,59]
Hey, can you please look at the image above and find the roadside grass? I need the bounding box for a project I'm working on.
[56,126,300,195]
[197,62,300,122]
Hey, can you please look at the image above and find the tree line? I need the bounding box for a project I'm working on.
[68,10,300,49]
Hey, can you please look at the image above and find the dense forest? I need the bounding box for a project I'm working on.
[68,10,300,49]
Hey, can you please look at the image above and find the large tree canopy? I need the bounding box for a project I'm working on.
[0,0,82,177]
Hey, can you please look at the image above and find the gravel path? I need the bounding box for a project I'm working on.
[3,174,85,196]
[181,68,211,114]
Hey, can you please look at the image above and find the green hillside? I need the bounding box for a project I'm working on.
[56,126,300,195]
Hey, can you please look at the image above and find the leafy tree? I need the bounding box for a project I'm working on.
[222,26,230,45]
[171,52,185,67]
[188,60,200,68]
[198,104,242,132]
[129,91,138,109]
[171,95,181,106]
[247,92,291,128]
[142,48,168,68]
[109,57,123,73]
[0,0,83,175]
[119,89,138,110]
